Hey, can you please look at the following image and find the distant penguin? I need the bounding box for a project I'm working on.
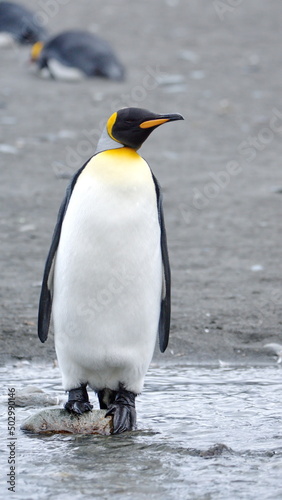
[31,30,125,81]
[0,1,48,46]
[38,107,183,433]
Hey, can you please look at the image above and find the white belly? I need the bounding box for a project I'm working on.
[43,59,85,81]
[52,149,162,394]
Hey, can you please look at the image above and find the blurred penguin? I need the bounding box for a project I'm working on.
[0,1,48,47]
[31,30,125,82]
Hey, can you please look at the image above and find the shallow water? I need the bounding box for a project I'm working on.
[0,361,281,500]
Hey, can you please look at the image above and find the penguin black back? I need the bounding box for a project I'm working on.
[35,30,125,81]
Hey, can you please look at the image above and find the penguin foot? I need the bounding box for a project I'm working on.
[64,384,93,414]
[105,386,137,434]
[65,400,93,414]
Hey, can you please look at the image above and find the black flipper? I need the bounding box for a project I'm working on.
[151,173,171,353]
[38,159,91,343]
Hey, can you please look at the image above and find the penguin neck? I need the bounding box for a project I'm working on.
[95,127,125,155]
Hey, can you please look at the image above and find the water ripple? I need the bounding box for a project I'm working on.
[0,362,281,499]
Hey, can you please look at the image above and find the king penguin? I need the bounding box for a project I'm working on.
[31,30,125,81]
[38,107,183,433]
[0,2,48,46]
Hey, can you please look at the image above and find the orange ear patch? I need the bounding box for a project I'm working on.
[31,41,44,61]
[106,112,118,140]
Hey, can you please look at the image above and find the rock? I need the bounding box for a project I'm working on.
[16,393,61,407]
[156,74,186,86]
[188,443,233,458]
[0,143,18,154]
[178,49,199,63]
[263,343,282,363]
[21,408,113,435]
[198,443,233,457]
[250,264,264,272]
[14,386,62,407]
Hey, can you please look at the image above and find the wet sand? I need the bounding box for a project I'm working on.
[1,0,282,366]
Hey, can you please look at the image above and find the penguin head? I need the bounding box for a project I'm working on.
[106,107,184,150]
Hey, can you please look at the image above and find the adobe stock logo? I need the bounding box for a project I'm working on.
[213,0,244,21]
[34,0,71,27]
[179,107,282,225]
[237,108,282,162]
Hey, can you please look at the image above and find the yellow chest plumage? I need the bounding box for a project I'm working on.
[79,147,154,189]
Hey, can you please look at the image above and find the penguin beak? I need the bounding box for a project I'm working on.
[139,113,184,129]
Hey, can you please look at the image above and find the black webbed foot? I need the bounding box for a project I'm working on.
[65,400,93,414]
[64,384,93,414]
[105,385,137,434]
